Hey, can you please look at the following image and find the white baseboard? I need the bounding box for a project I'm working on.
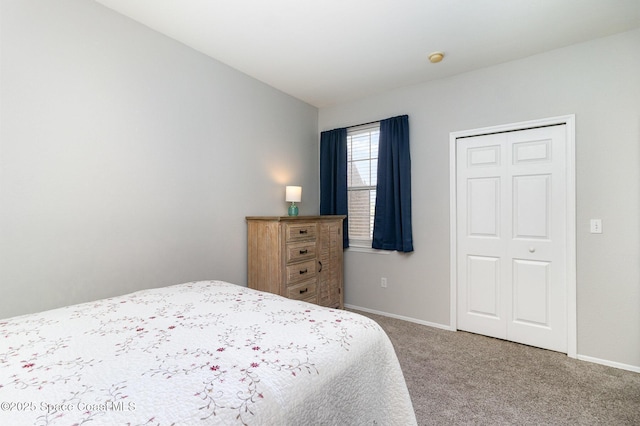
[344,304,454,331]
[346,304,640,374]
[577,354,640,374]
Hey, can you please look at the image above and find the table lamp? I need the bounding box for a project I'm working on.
[285,186,302,216]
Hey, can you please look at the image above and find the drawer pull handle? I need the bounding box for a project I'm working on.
[318,261,322,272]
[299,288,308,294]
[299,269,308,274]
[299,229,308,234]
[299,249,308,254]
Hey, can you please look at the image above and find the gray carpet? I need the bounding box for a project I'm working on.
[355,310,640,425]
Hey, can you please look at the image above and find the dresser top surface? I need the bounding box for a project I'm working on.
[246,215,346,222]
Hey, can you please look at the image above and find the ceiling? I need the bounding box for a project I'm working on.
[94,0,640,108]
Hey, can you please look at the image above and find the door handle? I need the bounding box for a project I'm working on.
[529,247,536,253]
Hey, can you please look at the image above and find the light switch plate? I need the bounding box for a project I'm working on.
[590,219,602,234]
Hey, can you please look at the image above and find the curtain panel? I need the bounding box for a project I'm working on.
[320,127,349,248]
[372,115,414,252]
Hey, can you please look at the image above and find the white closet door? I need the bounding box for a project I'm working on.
[456,125,567,353]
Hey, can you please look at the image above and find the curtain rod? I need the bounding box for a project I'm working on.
[347,119,380,129]
[335,115,406,131]
[347,114,407,129]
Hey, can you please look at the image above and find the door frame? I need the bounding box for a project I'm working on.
[449,115,576,358]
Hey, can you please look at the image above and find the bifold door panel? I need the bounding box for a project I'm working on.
[456,125,567,353]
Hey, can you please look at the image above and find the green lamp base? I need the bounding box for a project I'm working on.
[288,203,299,216]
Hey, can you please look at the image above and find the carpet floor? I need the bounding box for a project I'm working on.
[355,310,640,425]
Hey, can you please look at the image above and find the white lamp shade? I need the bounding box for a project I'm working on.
[285,186,302,203]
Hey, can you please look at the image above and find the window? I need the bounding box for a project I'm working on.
[347,123,379,247]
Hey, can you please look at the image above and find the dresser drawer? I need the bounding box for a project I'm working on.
[285,223,317,242]
[287,279,317,300]
[286,259,317,284]
[286,241,316,263]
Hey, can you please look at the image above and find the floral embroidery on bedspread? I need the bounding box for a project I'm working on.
[0,281,383,425]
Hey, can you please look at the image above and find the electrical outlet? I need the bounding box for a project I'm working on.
[590,219,602,234]
[381,277,388,288]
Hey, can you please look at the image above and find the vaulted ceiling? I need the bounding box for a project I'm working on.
[95,0,640,107]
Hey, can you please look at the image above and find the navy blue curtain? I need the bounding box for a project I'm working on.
[372,115,413,252]
[320,128,349,248]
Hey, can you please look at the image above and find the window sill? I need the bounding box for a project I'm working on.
[346,246,391,255]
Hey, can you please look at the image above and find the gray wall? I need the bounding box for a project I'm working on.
[1,0,637,371]
[319,29,640,369]
[0,0,318,318]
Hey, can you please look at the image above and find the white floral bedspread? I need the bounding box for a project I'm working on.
[0,280,416,425]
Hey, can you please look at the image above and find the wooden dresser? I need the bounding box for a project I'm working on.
[246,216,345,309]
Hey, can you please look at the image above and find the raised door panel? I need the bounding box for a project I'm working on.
[467,177,500,238]
[512,259,550,326]
[467,144,501,168]
[512,175,551,240]
[466,255,501,319]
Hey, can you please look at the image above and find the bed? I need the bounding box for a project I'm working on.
[0,280,416,425]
